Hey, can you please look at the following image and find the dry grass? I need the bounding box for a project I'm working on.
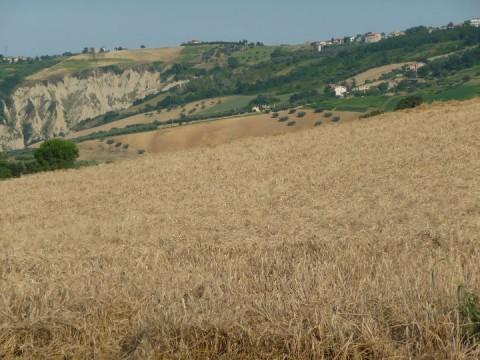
[108,109,359,154]
[29,48,182,80]
[75,109,358,161]
[90,48,182,63]
[347,62,413,85]
[1,99,480,359]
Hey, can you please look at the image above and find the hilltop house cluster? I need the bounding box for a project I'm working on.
[311,18,480,52]
[310,31,403,52]
[1,55,33,63]
[81,46,128,55]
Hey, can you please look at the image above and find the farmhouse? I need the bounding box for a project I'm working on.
[310,42,323,52]
[184,40,203,45]
[252,105,271,113]
[389,31,405,38]
[364,32,382,43]
[405,62,426,72]
[331,85,348,97]
[332,38,344,45]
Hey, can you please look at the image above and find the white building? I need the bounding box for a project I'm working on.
[470,19,480,28]
[311,42,324,52]
[252,105,271,113]
[353,84,372,93]
[5,57,19,63]
[332,85,348,97]
[405,62,426,72]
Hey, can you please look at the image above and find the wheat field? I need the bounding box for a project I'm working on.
[1,99,479,359]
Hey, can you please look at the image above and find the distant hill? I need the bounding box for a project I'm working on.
[28,47,183,80]
[1,24,480,151]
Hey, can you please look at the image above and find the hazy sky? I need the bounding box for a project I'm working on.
[1,0,478,56]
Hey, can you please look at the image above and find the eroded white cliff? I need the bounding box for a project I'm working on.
[0,68,164,150]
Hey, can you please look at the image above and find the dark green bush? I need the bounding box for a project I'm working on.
[34,139,79,170]
[395,96,424,111]
[332,116,341,122]
[458,286,480,339]
[287,121,296,126]
[360,109,385,119]
[314,108,324,113]
[0,162,12,179]
[297,111,306,118]
[138,149,145,155]
[272,112,279,118]
[249,94,280,106]
[106,139,115,145]
[288,109,297,114]
[314,121,322,126]
[279,116,289,122]
[324,112,332,118]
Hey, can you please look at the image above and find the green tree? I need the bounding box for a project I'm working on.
[324,86,336,98]
[227,56,240,68]
[0,156,12,179]
[0,164,12,179]
[377,82,389,93]
[395,96,424,111]
[34,139,79,170]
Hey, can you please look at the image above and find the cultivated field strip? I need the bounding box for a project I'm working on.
[0,100,479,358]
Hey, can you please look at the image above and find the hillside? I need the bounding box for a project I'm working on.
[76,109,359,160]
[0,66,168,150]
[1,25,480,151]
[1,100,479,358]
[27,47,182,80]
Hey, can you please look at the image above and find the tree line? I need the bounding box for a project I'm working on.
[0,140,79,180]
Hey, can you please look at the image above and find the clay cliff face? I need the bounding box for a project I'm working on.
[0,68,164,150]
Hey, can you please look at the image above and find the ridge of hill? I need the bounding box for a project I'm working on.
[27,47,183,81]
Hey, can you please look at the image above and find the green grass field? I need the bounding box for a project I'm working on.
[312,83,480,113]
[0,66,17,79]
[180,45,216,64]
[312,95,401,112]
[197,95,255,115]
[423,83,480,102]
[233,46,277,65]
